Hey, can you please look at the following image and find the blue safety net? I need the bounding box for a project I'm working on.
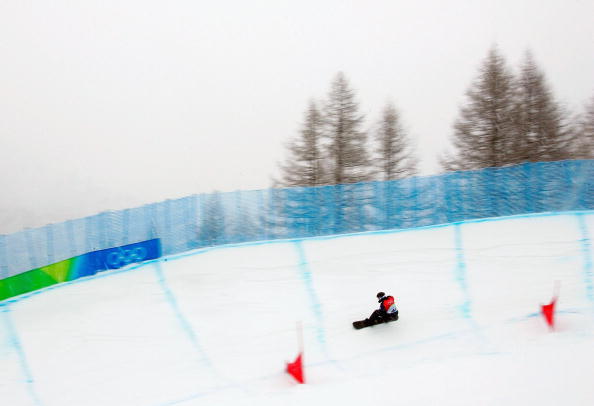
[1,160,593,278]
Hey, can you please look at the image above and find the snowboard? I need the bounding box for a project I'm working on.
[352,313,398,329]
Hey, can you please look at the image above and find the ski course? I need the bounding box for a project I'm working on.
[1,212,594,405]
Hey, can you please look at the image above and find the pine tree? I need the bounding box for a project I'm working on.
[373,102,419,229]
[275,100,325,187]
[574,96,594,159]
[442,47,516,171]
[374,102,417,180]
[323,72,371,184]
[512,51,573,163]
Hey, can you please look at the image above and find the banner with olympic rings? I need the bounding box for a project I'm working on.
[0,239,161,301]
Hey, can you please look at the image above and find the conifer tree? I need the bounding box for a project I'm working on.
[574,96,594,159]
[275,101,325,187]
[374,102,417,180]
[441,47,516,171]
[323,72,371,184]
[511,51,573,162]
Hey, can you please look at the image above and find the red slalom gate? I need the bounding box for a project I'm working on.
[286,353,305,384]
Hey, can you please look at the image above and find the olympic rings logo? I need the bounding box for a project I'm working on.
[106,246,148,268]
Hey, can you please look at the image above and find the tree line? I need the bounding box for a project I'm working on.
[274,46,594,188]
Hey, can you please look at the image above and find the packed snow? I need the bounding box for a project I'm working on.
[2,212,594,405]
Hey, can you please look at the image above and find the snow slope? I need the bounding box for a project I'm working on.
[2,212,594,406]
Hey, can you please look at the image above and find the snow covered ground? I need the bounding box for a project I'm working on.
[2,212,594,406]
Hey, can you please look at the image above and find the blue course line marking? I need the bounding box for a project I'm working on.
[0,304,43,406]
[293,241,328,353]
[453,224,472,319]
[153,261,249,396]
[453,225,496,353]
[576,213,594,304]
[152,261,212,367]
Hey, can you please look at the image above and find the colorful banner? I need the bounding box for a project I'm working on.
[0,239,161,302]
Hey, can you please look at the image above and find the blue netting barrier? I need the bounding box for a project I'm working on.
[1,160,593,278]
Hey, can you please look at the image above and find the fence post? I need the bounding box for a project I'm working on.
[46,224,55,265]
[24,229,37,271]
[196,195,203,247]
[165,200,173,252]
[523,163,532,214]
[255,190,265,241]
[186,195,197,251]
[234,190,243,243]
[123,209,130,245]
[0,235,8,279]
[67,220,77,258]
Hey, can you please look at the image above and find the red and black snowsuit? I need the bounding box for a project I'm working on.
[369,295,399,323]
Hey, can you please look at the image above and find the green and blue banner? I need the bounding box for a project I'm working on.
[0,239,161,301]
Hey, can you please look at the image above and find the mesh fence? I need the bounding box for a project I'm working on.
[1,159,593,278]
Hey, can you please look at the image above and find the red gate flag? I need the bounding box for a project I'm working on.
[286,353,305,384]
[541,298,557,330]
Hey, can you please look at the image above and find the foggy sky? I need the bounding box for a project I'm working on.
[1,0,593,234]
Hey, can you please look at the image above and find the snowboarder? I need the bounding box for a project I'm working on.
[366,291,398,324]
[352,291,399,329]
